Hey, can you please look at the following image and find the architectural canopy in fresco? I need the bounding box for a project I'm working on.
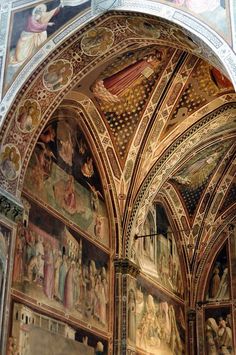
[0,1,235,355]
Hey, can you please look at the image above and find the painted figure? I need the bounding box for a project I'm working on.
[54,252,62,300]
[173,0,221,14]
[0,149,18,180]
[43,243,55,299]
[205,315,233,355]
[92,51,162,103]
[59,254,68,302]
[13,234,24,283]
[63,175,77,214]
[128,290,136,343]
[215,268,229,300]
[210,266,221,298]
[205,318,218,355]
[64,261,76,309]
[81,157,94,177]
[10,4,60,65]
[17,106,35,132]
[43,60,72,91]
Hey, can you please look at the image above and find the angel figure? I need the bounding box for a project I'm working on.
[81,157,94,178]
[57,120,74,167]
[86,182,103,212]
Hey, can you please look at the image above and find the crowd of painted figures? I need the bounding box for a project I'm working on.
[13,223,108,326]
[136,292,185,354]
[205,314,233,355]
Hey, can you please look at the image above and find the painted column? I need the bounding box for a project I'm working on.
[114,258,140,355]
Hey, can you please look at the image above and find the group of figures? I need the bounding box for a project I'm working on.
[135,287,185,354]
[13,221,109,328]
[208,265,229,301]
[24,117,109,244]
[207,246,229,301]
[205,314,233,355]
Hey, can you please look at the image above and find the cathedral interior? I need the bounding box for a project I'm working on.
[0,0,236,354]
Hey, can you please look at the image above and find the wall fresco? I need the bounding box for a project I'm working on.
[206,244,230,302]
[136,277,185,354]
[135,203,184,298]
[205,307,234,355]
[24,116,109,246]
[9,302,108,354]
[13,198,110,332]
[5,0,91,91]
[171,140,233,217]
[0,144,21,181]
[0,223,10,345]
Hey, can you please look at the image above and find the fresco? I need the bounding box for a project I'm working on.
[135,203,184,298]
[24,117,109,246]
[218,182,236,217]
[0,144,21,181]
[43,59,73,92]
[91,45,174,161]
[165,0,229,40]
[171,141,233,217]
[206,246,230,301]
[5,0,91,90]
[206,244,229,301]
[0,224,10,343]
[10,302,107,354]
[205,307,233,355]
[136,277,185,354]
[164,61,234,137]
[126,17,203,54]
[16,99,41,133]
[81,27,114,56]
[230,228,236,300]
[12,198,110,331]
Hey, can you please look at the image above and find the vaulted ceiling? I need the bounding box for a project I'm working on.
[63,14,236,286]
[1,12,236,290]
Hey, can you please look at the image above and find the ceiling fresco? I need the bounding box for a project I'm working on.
[218,181,236,217]
[91,45,175,163]
[165,0,230,42]
[0,12,235,309]
[161,60,234,138]
[170,140,234,218]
